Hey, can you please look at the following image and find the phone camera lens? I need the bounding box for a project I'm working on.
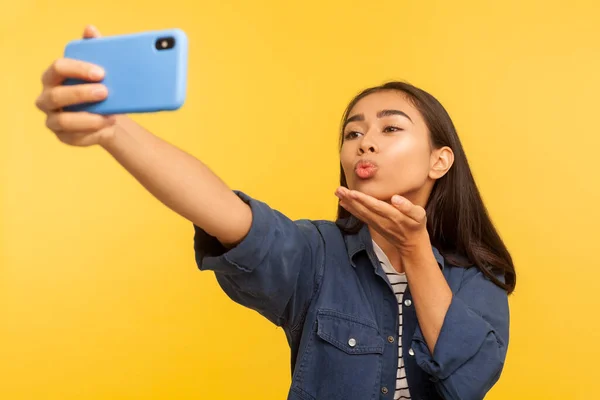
[155,37,175,50]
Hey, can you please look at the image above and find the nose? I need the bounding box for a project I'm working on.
[358,132,378,155]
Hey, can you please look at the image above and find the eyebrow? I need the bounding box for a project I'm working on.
[344,109,413,128]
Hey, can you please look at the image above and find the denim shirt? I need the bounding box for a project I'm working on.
[194,191,509,400]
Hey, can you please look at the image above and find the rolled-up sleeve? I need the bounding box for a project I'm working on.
[193,190,324,328]
[411,267,509,400]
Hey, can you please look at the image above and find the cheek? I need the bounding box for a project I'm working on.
[339,145,354,172]
[384,139,431,181]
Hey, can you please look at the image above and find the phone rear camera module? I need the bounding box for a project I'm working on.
[155,37,175,50]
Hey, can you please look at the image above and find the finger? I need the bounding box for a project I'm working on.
[37,84,108,112]
[41,58,105,87]
[336,187,400,224]
[391,195,427,223]
[347,189,400,219]
[339,196,381,226]
[336,187,381,222]
[83,25,102,39]
[46,111,115,133]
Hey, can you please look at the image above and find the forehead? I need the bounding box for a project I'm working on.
[349,90,420,119]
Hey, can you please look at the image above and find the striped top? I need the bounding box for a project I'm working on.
[373,240,411,400]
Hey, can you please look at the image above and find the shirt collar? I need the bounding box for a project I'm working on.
[339,217,445,270]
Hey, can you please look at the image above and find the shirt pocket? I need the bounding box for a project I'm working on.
[292,309,384,400]
[316,309,385,355]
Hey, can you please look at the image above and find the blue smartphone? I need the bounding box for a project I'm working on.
[63,28,188,115]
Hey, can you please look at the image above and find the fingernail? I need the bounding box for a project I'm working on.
[392,195,403,205]
[92,87,107,99]
[89,67,104,80]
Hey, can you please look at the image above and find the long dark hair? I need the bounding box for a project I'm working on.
[336,81,516,294]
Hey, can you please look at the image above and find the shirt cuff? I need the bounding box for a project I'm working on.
[411,296,499,380]
[193,190,271,274]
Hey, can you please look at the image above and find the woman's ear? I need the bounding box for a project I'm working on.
[429,146,454,179]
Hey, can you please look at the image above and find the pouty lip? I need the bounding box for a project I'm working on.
[353,159,379,179]
[354,159,379,171]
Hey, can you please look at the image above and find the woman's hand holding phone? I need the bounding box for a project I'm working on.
[35,25,118,147]
[35,25,252,246]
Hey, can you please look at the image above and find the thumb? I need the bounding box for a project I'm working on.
[83,25,102,39]
[391,195,427,224]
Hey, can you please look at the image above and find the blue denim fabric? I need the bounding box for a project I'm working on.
[194,191,509,400]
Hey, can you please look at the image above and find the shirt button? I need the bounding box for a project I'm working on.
[408,348,415,356]
[387,335,395,343]
[381,387,389,395]
[348,338,357,347]
[404,299,412,307]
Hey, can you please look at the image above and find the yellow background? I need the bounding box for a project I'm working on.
[2,0,599,399]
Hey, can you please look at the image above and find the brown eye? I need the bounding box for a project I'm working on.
[383,126,402,133]
[344,131,362,140]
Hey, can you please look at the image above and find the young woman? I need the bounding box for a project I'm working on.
[36,26,515,400]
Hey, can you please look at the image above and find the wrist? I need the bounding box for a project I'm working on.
[99,129,117,151]
[99,116,127,151]
[399,230,434,266]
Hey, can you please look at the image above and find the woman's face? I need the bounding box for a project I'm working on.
[340,90,439,206]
